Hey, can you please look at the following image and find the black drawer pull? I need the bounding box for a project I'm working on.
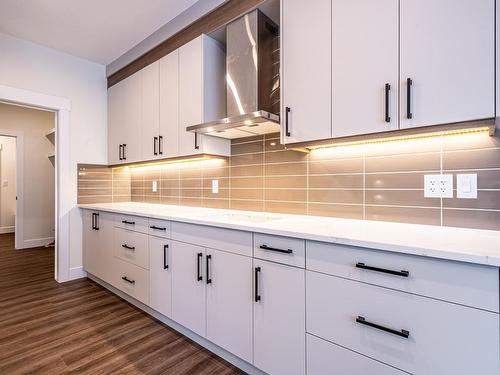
[356,316,409,339]
[121,244,135,251]
[163,244,169,270]
[259,244,293,254]
[206,255,212,284]
[121,220,135,225]
[356,262,409,277]
[150,225,167,231]
[121,276,135,285]
[254,266,261,302]
[197,252,203,281]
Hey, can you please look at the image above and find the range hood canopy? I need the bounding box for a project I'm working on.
[187,9,280,139]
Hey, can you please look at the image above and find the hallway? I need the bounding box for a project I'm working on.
[0,234,243,374]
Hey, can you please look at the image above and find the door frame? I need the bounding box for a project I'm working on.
[0,84,71,282]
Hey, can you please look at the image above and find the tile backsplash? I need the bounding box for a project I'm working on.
[78,131,500,231]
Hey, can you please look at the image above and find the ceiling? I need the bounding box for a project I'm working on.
[0,0,200,65]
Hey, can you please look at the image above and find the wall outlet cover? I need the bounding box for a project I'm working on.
[457,174,477,199]
[211,179,219,194]
[152,180,158,193]
[424,174,453,198]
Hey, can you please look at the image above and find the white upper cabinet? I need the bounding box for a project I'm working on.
[141,61,160,161]
[400,0,495,128]
[159,50,179,158]
[332,0,399,137]
[179,35,229,156]
[281,0,332,144]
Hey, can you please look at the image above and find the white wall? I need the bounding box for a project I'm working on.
[0,32,107,272]
[0,136,16,232]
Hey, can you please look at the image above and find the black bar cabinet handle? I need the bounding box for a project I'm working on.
[163,244,169,269]
[197,252,203,281]
[194,133,199,150]
[119,144,123,160]
[122,144,127,160]
[356,262,409,277]
[121,220,135,225]
[385,83,391,123]
[285,106,291,137]
[406,78,413,119]
[91,213,96,230]
[356,316,409,339]
[122,276,135,285]
[259,244,293,254]
[150,225,167,231]
[206,255,212,284]
[153,137,158,155]
[158,135,163,155]
[254,266,261,302]
[121,244,135,251]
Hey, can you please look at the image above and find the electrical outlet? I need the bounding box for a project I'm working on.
[152,180,157,193]
[424,174,453,198]
[211,179,219,194]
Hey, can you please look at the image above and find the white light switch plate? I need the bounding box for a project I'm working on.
[152,180,157,193]
[457,174,477,199]
[424,174,453,198]
[211,179,219,194]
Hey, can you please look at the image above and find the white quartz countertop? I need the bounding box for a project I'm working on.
[79,202,500,267]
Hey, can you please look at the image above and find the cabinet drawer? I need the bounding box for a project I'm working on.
[115,214,149,234]
[307,241,499,312]
[148,218,171,238]
[306,271,500,375]
[307,334,405,375]
[171,222,252,257]
[114,228,149,269]
[113,257,149,305]
[254,233,305,268]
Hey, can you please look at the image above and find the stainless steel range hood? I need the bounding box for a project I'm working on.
[187,10,280,139]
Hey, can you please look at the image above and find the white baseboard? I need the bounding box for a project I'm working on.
[69,266,87,280]
[87,274,265,375]
[22,236,55,249]
[0,226,15,234]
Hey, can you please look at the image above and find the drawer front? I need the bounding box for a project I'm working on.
[114,228,149,269]
[307,241,499,312]
[148,218,171,238]
[113,257,149,305]
[254,233,305,267]
[307,334,405,375]
[115,214,149,233]
[171,222,252,257]
[306,271,500,375]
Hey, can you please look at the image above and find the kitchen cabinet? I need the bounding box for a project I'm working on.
[253,259,306,375]
[171,240,206,337]
[141,61,160,160]
[281,0,332,144]
[83,210,114,284]
[159,50,179,158]
[178,35,229,156]
[331,0,399,137]
[206,249,253,363]
[400,0,495,129]
[149,236,172,318]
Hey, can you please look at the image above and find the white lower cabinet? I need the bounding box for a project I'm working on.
[171,240,206,337]
[253,259,306,375]
[149,236,172,318]
[206,249,253,363]
[307,334,405,375]
[113,257,150,305]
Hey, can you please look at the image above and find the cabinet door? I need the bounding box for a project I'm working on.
[149,236,172,318]
[206,249,252,363]
[281,0,331,144]
[254,259,306,375]
[159,50,179,158]
[400,0,495,128]
[179,36,203,156]
[332,0,398,137]
[83,211,114,284]
[122,71,142,163]
[171,240,206,336]
[108,81,125,164]
[141,61,160,161]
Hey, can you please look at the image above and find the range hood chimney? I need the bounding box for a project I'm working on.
[187,9,280,139]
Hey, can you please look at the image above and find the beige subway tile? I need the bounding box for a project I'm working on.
[78,171,112,180]
[365,153,440,173]
[202,166,230,179]
[365,190,438,207]
[442,132,500,151]
[308,203,363,219]
[112,195,130,203]
[231,165,263,177]
[231,188,263,200]
[231,152,264,166]
[160,188,180,197]
[180,189,202,198]
[78,179,112,189]
[365,173,425,189]
[231,140,264,155]
[160,179,180,190]
[180,167,202,179]
[265,189,306,202]
[265,176,307,189]
[112,187,131,196]
[202,198,230,209]
[444,191,500,210]
[161,167,180,179]
[308,175,363,189]
[230,199,264,212]
[265,162,306,176]
[265,150,307,164]
[264,137,286,151]
[180,178,202,189]
[309,190,363,205]
[365,206,441,225]
[77,187,112,196]
[144,195,160,203]
[160,196,180,205]
[78,165,109,173]
[308,146,364,161]
[203,188,229,199]
[131,195,145,202]
[443,148,500,170]
[78,196,113,204]
[180,197,202,207]
[364,136,441,157]
[231,135,264,144]
[230,176,263,188]
[443,209,500,231]
[264,132,280,140]
[309,159,363,175]
[264,201,307,215]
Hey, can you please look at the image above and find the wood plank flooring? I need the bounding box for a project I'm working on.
[0,233,245,374]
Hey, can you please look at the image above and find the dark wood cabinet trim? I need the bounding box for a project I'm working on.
[107,0,265,88]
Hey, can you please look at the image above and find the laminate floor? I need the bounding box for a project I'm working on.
[0,233,245,375]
